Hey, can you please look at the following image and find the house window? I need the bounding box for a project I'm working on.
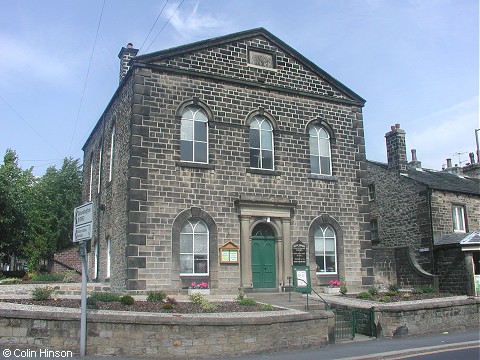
[309,125,332,175]
[368,184,376,201]
[371,219,379,241]
[106,238,111,279]
[249,115,274,169]
[88,155,94,201]
[97,145,102,193]
[108,125,115,182]
[315,225,337,274]
[452,206,466,233]
[180,219,209,275]
[180,106,208,163]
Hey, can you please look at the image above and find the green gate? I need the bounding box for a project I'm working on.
[333,307,375,342]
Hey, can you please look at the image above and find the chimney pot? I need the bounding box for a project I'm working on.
[391,125,396,131]
[469,152,475,164]
[411,149,417,161]
[395,123,400,129]
[127,43,133,48]
[446,158,452,168]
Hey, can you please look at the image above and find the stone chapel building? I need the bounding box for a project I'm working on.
[81,28,372,293]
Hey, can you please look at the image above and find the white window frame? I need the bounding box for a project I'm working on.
[94,241,99,279]
[368,184,376,201]
[309,125,332,176]
[314,225,337,275]
[88,156,94,201]
[452,206,466,233]
[97,145,102,193]
[106,238,111,279]
[371,219,379,241]
[249,115,274,170]
[180,106,209,163]
[179,219,209,276]
[108,125,115,182]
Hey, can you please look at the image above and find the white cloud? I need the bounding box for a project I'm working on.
[166,1,228,39]
[407,96,479,169]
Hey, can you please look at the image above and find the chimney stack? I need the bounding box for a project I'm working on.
[118,43,139,83]
[385,124,407,173]
[408,149,422,169]
[446,158,452,168]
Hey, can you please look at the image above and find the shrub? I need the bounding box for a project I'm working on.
[165,296,178,305]
[236,291,246,301]
[339,283,348,295]
[387,283,399,293]
[86,296,97,309]
[0,273,5,280]
[356,291,373,300]
[0,278,22,285]
[147,291,167,302]
[189,293,205,305]
[386,290,398,296]
[238,298,257,306]
[401,293,412,299]
[260,304,274,311]
[32,286,54,301]
[120,295,135,305]
[200,300,217,312]
[411,286,436,294]
[62,270,77,283]
[377,296,390,302]
[89,292,121,302]
[31,273,64,282]
[367,286,379,296]
[162,303,174,310]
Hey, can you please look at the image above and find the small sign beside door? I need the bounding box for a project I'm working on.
[219,241,240,264]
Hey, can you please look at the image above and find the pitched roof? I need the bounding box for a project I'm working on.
[367,160,480,195]
[434,231,480,247]
[133,27,366,104]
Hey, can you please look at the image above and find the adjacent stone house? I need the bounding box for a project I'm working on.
[82,28,372,294]
[367,125,480,295]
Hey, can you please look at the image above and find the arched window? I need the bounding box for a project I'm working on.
[180,106,208,163]
[180,219,209,275]
[309,125,332,175]
[314,225,337,274]
[108,124,115,182]
[249,115,274,169]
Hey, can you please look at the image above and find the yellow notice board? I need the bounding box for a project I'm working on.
[219,241,240,264]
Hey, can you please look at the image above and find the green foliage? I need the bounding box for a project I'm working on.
[0,149,35,258]
[412,286,437,294]
[401,293,412,299]
[260,304,274,311]
[162,303,174,310]
[62,270,77,283]
[368,286,379,296]
[387,283,399,293]
[86,296,97,309]
[0,278,22,285]
[339,283,348,295]
[356,291,373,299]
[238,298,257,306]
[386,290,398,296]
[377,296,390,302]
[89,292,121,302]
[200,300,217,312]
[32,286,54,301]
[31,273,64,282]
[120,295,135,305]
[236,291,246,301]
[147,291,167,302]
[189,293,205,305]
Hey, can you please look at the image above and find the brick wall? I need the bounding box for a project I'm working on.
[52,247,81,279]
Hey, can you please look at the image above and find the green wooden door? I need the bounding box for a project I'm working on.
[251,224,276,289]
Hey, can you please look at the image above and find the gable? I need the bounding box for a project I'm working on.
[133,28,365,105]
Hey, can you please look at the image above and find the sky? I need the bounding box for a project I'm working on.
[1,0,478,177]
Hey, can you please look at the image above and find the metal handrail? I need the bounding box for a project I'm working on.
[296,278,330,310]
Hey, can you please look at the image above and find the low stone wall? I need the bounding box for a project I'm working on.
[373,297,480,338]
[0,303,334,358]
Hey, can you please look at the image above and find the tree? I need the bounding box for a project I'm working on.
[0,149,35,259]
[25,158,82,270]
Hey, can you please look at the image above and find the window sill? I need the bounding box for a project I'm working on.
[176,161,215,170]
[246,168,282,176]
[308,174,337,181]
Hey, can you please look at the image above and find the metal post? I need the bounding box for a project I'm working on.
[79,241,87,356]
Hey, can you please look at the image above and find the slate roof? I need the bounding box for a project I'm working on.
[367,160,480,195]
[434,231,480,247]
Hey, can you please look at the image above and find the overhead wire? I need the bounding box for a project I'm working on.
[139,1,169,53]
[145,0,185,52]
[68,0,106,154]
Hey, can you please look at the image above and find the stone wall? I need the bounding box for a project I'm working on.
[371,247,397,287]
[373,298,480,338]
[0,305,334,358]
[435,247,472,295]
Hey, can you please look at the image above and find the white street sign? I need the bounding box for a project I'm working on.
[73,202,93,242]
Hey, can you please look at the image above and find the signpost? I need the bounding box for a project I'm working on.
[73,202,93,357]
